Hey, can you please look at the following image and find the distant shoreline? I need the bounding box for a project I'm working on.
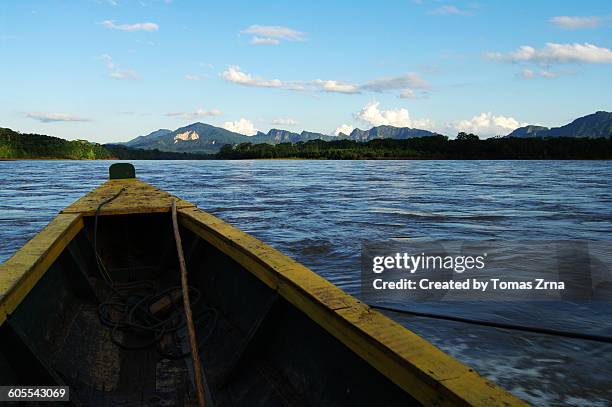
[0,157,120,161]
[2,157,611,161]
[3,126,612,160]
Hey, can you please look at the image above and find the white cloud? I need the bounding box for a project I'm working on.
[102,20,159,32]
[334,124,354,136]
[221,66,304,90]
[282,83,306,91]
[109,69,138,79]
[184,74,202,81]
[355,101,435,129]
[361,73,428,92]
[313,79,359,94]
[453,112,525,136]
[399,89,416,98]
[250,36,280,45]
[313,73,428,95]
[223,118,258,136]
[550,16,602,29]
[271,117,298,125]
[241,25,305,43]
[26,112,92,123]
[519,67,574,79]
[486,42,612,64]
[165,108,222,119]
[221,66,428,97]
[99,53,115,68]
[429,5,472,16]
[221,65,283,88]
[98,54,139,79]
[539,69,556,78]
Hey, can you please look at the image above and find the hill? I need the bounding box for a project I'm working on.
[0,127,112,159]
[545,111,612,138]
[123,129,172,148]
[250,129,338,144]
[506,125,549,138]
[122,123,247,154]
[348,125,438,141]
[507,111,612,138]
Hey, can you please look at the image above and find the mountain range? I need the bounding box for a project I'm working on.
[120,123,439,154]
[120,111,612,154]
[506,111,612,138]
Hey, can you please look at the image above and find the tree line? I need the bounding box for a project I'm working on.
[216,134,612,160]
[104,145,213,160]
[0,127,112,159]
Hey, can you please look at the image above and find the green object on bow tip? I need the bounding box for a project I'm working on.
[109,163,136,179]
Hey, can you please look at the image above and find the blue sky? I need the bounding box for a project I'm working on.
[1,0,611,142]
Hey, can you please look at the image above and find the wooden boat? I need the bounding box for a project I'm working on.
[0,164,526,406]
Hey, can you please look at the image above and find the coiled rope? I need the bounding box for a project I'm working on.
[92,188,217,366]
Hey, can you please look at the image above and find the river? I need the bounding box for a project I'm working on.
[1,160,611,406]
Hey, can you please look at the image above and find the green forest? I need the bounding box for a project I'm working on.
[216,134,612,160]
[104,145,213,160]
[0,127,111,159]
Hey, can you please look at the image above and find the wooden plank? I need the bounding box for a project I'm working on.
[0,213,84,325]
[62,178,195,216]
[178,207,527,407]
[219,293,279,387]
[1,319,68,387]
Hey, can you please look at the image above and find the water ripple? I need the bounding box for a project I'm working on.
[1,159,611,405]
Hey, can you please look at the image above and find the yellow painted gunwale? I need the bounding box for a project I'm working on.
[0,213,83,325]
[178,207,527,407]
[0,178,527,406]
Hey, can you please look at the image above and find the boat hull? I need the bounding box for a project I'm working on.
[0,177,527,406]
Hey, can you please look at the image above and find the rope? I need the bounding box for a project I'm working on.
[92,188,217,362]
[369,304,612,344]
[172,199,207,407]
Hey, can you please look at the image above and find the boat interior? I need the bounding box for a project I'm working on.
[0,211,416,406]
